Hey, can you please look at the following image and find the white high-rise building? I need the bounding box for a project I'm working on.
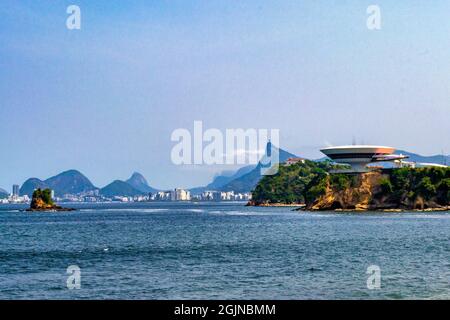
[172,188,191,201]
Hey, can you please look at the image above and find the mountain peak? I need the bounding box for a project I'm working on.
[129,172,147,182]
[126,172,158,193]
[19,170,97,197]
[20,178,49,197]
[60,169,83,176]
[45,170,96,196]
[215,144,299,193]
[100,180,143,197]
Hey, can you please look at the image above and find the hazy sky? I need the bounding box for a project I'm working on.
[1,0,449,190]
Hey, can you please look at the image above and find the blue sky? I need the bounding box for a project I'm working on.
[1,0,449,190]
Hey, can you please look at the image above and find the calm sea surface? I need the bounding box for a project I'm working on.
[0,202,449,299]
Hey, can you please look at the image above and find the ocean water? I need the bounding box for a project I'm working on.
[0,202,449,300]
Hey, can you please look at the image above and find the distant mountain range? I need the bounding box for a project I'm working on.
[396,150,449,166]
[8,147,449,198]
[190,143,299,194]
[16,143,298,197]
[20,170,96,197]
[19,171,159,197]
[189,165,255,194]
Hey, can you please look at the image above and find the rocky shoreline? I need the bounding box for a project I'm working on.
[304,171,449,212]
[295,206,450,212]
[247,201,449,212]
[26,206,76,212]
[246,201,305,207]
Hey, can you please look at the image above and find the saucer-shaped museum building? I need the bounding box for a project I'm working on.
[320,145,407,172]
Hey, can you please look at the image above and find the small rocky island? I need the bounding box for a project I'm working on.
[27,188,75,212]
[249,160,450,211]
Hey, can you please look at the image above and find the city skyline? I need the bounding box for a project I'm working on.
[1,1,450,190]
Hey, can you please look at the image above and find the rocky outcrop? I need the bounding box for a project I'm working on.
[28,198,71,211]
[309,172,380,211]
[307,171,449,211]
[247,200,305,207]
[26,189,75,212]
[251,160,449,211]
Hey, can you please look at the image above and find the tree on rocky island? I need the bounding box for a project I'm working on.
[31,188,54,206]
[28,188,74,212]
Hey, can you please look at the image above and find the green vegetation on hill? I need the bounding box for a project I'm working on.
[375,167,450,204]
[252,162,450,208]
[252,160,334,204]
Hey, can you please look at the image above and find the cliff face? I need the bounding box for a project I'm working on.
[28,199,75,212]
[30,197,57,210]
[309,172,380,211]
[308,171,449,211]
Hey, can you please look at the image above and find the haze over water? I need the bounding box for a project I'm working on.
[0,203,449,299]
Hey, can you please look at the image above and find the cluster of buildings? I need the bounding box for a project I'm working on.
[283,157,306,166]
[0,185,30,204]
[61,188,252,203]
[152,189,252,202]
[0,185,252,204]
[56,194,152,203]
[51,190,99,203]
[153,188,191,201]
[193,191,252,202]
[108,195,151,203]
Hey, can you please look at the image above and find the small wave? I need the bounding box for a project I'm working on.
[208,210,225,214]
[425,292,450,300]
[79,208,169,213]
[185,209,204,213]
[399,214,450,219]
[223,211,275,216]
